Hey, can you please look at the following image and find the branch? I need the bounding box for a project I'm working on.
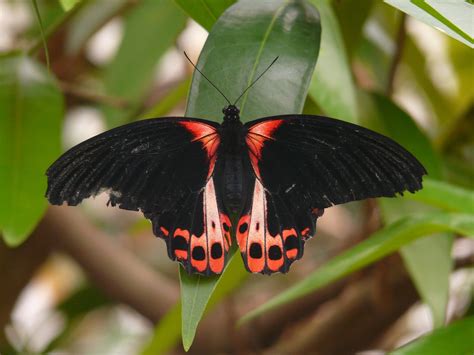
[44,206,179,322]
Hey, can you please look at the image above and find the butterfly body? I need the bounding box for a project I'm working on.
[46,105,426,275]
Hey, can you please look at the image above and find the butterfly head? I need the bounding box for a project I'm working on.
[222,105,240,121]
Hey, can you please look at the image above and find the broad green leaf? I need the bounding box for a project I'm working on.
[179,252,247,351]
[405,177,474,214]
[391,316,474,355]
[0,55,63,246]
[174,0,236,31]
[384,0,473,48]
[307,0,359,123]
[369,93,453,327]
[181,0,321,350]
[240,212,474,323]
[59,0,80,11]
[66,0,129,54]
[103,0,187,126]
[186,0,321,123]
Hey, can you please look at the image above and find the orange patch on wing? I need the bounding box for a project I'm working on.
[190,234,207,272]
[173,228,190,260]
[204,178,225,274]
[266,233,284,272]
[160,226,169,237]
[283,228,298,259]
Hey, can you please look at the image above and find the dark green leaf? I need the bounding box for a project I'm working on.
[0,55,63,246]
[186,0,321,122]
[174,0,236,31]
[240,212,474,323]
[391,317,474,355]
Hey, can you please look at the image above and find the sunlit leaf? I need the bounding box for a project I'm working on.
[0,55,63,246]
[391,316,474,355]
[384,0,473,48]
[240,212,474,323]
[59,0,80,11]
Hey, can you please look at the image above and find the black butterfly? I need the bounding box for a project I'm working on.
[46,57,426,275]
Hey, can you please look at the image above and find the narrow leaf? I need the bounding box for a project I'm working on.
[307,0,359,123]
[0,55,63,245]
[384,0,473,48]
[240,212,474,323]
[103,0,187,125]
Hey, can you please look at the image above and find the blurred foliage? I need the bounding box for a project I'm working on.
[0,0,472,354]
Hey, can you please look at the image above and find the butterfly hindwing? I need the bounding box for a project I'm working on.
[239,114,425,274]
[46,117,231,275]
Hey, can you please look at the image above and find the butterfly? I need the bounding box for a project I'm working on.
[46,56,426,275]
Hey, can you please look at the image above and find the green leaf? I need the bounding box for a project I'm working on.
[174,0,236,31]
[59,0,80,11]
[180,0,321,350]
[239,212,474,323]
[179,252,247,351]
[307,0,359,123]
[103,0,187,126]
[186,0,321,123]
[0,55,63,246]
[384,0,473,48]
[405,177,474,214]
[391,316,474,355]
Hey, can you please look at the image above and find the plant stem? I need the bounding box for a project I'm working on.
[386,13,407,96]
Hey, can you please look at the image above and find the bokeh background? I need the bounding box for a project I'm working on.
[0,0,473,354]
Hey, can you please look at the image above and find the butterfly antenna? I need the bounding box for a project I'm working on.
[233,56,279,106]
[183,51,231,105]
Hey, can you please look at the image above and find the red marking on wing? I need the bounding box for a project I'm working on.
[180,121,220,178]
[283,228,298,259]
[265,234,284,272]
[246,119,283,179]
[220,213,232,251]
[160,226,169,237]
[173,228,190,260]
[237,215,250,253]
